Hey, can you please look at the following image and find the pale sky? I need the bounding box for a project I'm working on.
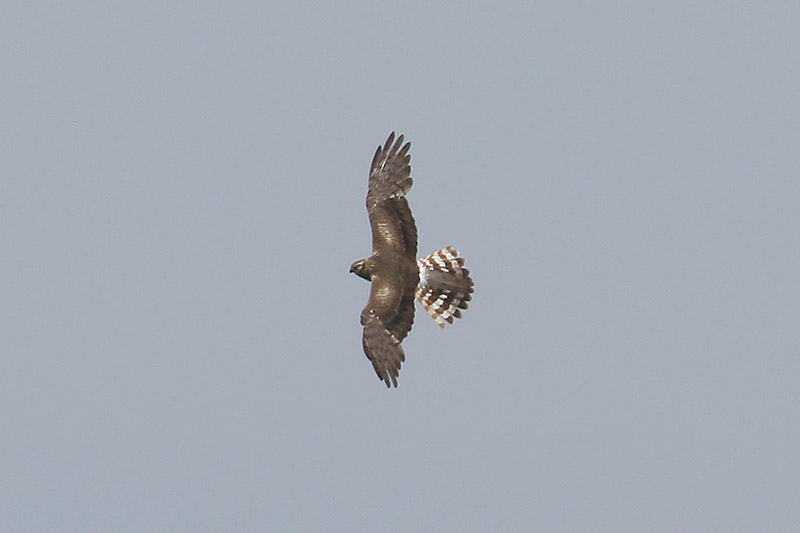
[3,2,799,531]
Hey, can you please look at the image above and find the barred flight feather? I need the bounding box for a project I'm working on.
[416,246,474,328]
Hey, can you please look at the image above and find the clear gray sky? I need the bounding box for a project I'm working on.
[3,2,799,531]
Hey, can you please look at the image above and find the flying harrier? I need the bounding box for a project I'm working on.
[350,132,474,387]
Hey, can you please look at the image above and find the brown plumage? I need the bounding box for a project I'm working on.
[350,133,474,387]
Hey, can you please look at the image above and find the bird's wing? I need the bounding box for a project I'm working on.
[366,132,417,257]
[361,311,406,388]
[361,273,410,387]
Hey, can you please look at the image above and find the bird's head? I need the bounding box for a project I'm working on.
[349,259,371,281]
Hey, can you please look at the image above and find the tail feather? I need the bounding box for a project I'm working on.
[416,246,474,328]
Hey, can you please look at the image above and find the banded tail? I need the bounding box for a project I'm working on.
[416,246,475,328]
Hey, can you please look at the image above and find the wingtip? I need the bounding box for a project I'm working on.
[383,131,409,154]
[384,131,396,149]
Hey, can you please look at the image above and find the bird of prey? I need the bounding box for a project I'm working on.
[350,132,475,387]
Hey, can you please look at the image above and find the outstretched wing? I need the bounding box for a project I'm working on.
[366,132,417,257]
[367,132,413,209]
[361,274,409,387]
[362,313,405,388]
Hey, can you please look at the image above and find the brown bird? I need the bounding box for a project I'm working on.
[350,133,475,387]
